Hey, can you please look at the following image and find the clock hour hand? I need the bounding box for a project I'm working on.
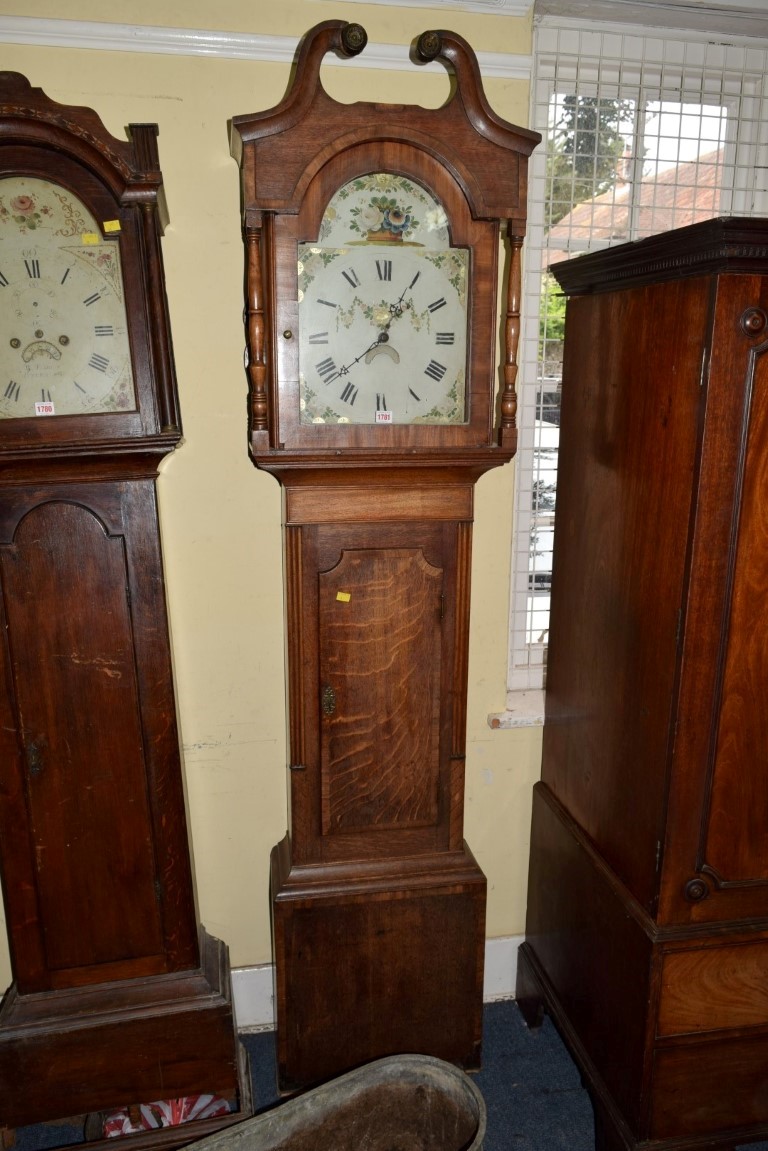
[388,270,421,321]
[324,278,416,383]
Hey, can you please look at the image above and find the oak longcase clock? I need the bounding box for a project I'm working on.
[0,73,251,1142]
[231,22,539,1090]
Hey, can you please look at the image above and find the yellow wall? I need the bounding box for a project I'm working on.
[0,1,542,990]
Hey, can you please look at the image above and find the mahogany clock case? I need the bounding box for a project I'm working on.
[232,22,540,1090]
[0,79,179,460]
[231,20,540,469]
[0,73,250,1139]
[517,217,768,1151]
[266,149,500,453]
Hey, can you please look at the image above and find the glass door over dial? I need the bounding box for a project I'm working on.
[298,173,468,427]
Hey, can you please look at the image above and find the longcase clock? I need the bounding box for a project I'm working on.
[231,21,539,1090]
[0,73,251,1141]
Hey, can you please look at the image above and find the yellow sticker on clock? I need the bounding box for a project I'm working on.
[103,220,121,233]
[81,232,100,245]
[336,591,351,603]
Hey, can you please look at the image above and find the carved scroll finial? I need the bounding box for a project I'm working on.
[411,29,540,163]
[415,30,442,62]
[231,21,372,154]
[340,23,368,57]
[500,228,524,448]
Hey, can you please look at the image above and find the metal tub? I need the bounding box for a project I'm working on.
[189,1055,485,1151]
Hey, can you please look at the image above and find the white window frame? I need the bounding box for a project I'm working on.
[506,16,768,708]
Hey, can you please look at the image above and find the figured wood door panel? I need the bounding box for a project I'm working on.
[542,278,705,910]
[704,339,768,886]
[0,500,164,985]
[287,518,462,864]
[319,547,442,836]
[654,272,768,926]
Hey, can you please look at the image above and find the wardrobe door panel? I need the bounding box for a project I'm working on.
[705,340,768,884]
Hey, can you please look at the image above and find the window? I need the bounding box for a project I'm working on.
[508,20,768,697]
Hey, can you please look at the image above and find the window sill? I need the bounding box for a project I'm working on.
[488,689,545,729]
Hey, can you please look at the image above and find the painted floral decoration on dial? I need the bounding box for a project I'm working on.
[0,176,136,418]
[298,174,468,426]
[350,195,416,242]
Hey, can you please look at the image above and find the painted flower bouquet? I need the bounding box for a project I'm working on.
[351,195,418,241]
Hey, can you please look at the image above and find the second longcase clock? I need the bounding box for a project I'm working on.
[231,21,539,1090]
[0,72,250,1140]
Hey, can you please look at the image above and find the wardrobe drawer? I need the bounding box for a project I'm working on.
[652,1031,768,1138]
[658,940,768,1036]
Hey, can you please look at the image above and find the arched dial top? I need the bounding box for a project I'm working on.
[0,69,182,457]
[0,175,136,419]
[298,173,468,426]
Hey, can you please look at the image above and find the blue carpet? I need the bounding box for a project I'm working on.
[12,1001,768,1149]
[477,1003,595,1149]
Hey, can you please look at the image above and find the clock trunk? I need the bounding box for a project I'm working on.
[272,480,486,1088]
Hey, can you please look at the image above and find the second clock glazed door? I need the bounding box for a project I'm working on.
[288,519,463,865]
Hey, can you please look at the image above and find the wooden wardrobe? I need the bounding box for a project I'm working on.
[517,217,768,1151]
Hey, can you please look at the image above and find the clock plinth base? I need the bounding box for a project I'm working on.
[0,928,252,1132]
[271,836,486,1092]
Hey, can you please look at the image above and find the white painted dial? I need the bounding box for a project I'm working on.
[0,176,136,418]
[298,243,468,425]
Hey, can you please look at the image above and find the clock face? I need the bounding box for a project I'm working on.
[297,174,468,426]
[0,176,136,419]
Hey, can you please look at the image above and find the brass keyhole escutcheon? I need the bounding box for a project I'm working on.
[321,683,337,716]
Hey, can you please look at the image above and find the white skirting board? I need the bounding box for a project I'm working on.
[232,934,524,1032]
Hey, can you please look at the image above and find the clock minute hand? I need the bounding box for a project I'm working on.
[336,331,389,378]
[331,277,415,381]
